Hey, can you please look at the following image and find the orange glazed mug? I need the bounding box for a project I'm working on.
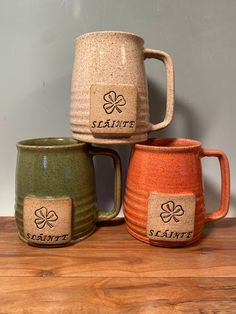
[124,138,230,247]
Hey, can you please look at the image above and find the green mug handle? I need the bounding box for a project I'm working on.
[89,146,122,221]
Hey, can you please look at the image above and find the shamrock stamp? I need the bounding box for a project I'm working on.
[103,91,126,114]
[160,201,184,223]
[23,197,72,245]
[90,84,137,135]
[34,207,58,229]
[147,193,196,242]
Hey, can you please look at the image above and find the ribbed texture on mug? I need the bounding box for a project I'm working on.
[124,142,207,247]
[124,187,205,246]
[70,87,150,135]
[70,32,151,144]
[15,190,97,242]
[15,141,99,246]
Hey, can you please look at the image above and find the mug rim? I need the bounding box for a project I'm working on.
[74,31,144,43]
[135,138,202,152]
[16,137,86,150]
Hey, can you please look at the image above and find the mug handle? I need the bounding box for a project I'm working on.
[89,147,122,221]
[144,49,175,132]
[201,149,230,223]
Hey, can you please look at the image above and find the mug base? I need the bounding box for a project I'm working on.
[126,225,200,248]
[72,132,148,144]
[17,225,96,248]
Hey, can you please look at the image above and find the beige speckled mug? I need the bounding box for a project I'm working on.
[70,31,174,144]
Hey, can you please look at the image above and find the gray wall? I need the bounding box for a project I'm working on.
[0,0,235,216]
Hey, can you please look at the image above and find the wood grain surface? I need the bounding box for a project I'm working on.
[0,217,236,313]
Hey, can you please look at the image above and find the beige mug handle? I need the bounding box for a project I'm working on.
[144,49,175,132]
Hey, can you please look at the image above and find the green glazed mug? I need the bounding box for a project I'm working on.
[15,137,122,247]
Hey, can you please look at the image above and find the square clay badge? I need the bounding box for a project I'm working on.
[23,196,72,245]
[90,84,137,136]
[147,193,196,242]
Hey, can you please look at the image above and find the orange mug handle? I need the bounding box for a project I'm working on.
[144,49,175,132]
[201,149,230,223]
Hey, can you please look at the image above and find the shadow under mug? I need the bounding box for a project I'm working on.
[124,138,230,247]
[15,137,122,247]
[70,31,174,144]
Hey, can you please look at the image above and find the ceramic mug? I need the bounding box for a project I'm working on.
[15,137,122,247]
[124,138,230,247]
[70,31,174,144]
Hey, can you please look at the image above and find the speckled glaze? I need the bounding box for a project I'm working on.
[124,138,230,247]
[70,31,174,144]
[15,137,122,247]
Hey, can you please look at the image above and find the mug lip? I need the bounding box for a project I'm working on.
[74,31,144,43]
[16,137,87,150]
[135,138,202,152]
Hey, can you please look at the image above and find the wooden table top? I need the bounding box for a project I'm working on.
[0,217,236,313]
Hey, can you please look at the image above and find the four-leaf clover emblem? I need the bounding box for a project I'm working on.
[34,207,58,229]
[160,201,184,223]
[103,91,126,114]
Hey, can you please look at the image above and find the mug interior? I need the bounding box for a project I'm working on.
[136,138,201,151]
[17,137,83,149]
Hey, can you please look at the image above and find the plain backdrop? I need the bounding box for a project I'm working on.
[0,0,235,216]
